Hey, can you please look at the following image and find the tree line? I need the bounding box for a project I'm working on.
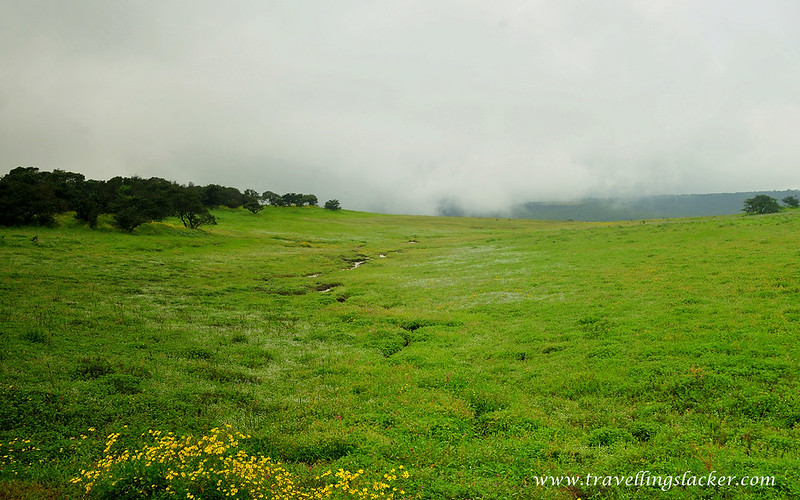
[0,167,341,232]
[742,194,799,215]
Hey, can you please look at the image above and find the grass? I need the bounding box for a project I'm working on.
[1,206,799,498]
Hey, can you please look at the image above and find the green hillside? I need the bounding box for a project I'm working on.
[508,190,800,221]
[1,207,798,499]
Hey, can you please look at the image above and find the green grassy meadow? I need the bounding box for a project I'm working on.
[1,207,799,499]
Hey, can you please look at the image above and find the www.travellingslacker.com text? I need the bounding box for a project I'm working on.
[532,471,775,492]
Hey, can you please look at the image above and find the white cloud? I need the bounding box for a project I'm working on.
[2,0,799,214]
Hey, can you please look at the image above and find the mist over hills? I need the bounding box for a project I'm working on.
[438,190,800,221]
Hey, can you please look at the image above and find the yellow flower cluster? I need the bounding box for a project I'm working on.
[312,466,410,498]
[71,425,411,499]
[0,437,41,475]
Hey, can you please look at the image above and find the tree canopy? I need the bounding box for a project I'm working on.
[782,195,799,208]
[0,167,336,232]
[324,199,341,211]
[742,195,782,215]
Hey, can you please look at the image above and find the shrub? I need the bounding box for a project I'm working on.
[782,195,799,208]
[324,199,341,211]
[742,195,781,215]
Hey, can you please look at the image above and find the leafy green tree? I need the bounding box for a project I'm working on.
[0,167,60,226]
[261,191,283,206]
[280,193,304,207]
[242,189,259,201]
[243,200,263,214]
[109,178,176,232]
[181,211,217,229]
[140,177,176,220]
[242,189,264,214]
[173,187,217,229]
[324,199,341,211]
[276,193,319,207]
[42,172,105,228]
[742,195,781,215]
[43,169,84,209]
[782,195,799,208]
[111,185,155,232]
[203,184,243,208]
[73,180,103,228]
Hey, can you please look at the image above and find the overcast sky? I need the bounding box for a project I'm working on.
[2,1,799,214]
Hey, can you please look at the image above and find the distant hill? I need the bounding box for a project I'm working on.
[505,190,800,221]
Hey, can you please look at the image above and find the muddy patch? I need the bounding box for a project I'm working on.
[315,283,341,293]
[342,256,368,270]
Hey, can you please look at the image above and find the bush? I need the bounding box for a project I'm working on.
[324,199,341,211]
[782,196,799,208]
[742,195,781,215]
